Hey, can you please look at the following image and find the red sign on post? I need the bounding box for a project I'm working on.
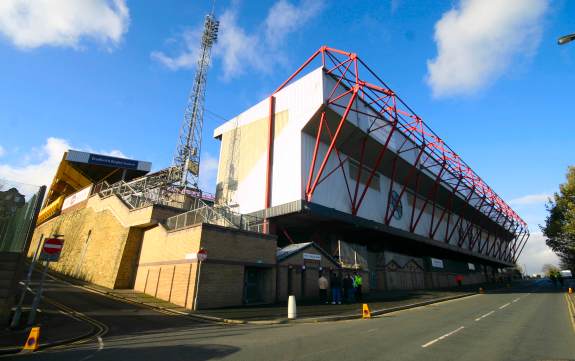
[197,249,207,262]
[41,238,64,261]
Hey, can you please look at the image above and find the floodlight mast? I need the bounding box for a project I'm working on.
[173,12,219,192]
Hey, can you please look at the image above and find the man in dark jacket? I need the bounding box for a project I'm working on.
[330,272,342,304]
[343,274,354,303]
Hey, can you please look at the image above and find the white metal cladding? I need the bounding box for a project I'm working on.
[66,150,91,163]
[214,67,508,254]
[214,67,324,214]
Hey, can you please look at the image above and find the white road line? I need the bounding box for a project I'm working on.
[474,310,495,321]
[421,326,465,348]
[512,297,520,303]
[367,328,377,333]
[499,303,510,309]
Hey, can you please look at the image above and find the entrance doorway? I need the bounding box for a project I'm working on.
[244,267,264,304]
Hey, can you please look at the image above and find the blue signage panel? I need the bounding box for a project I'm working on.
[88,154,139,170]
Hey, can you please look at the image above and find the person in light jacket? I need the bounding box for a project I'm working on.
[318,273,329,304]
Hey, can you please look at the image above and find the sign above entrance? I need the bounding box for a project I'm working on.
[431,258,444,269]
[303,253,321,261]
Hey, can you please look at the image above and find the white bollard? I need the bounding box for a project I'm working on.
[288,295,297,319]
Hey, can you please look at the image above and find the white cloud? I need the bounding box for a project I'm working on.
[214,8,265,79]
[104,149,127,158]
[509,193,552,206]
[0,0,130,49]
[0,137,126,187]
[426,0,548,97]
[151,29,201,70]
[264,0,323,45]
[516,232,559,275]
[152,0,323,79]
[0,145,5,157]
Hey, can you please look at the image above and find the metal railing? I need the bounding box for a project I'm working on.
[92,173,260,233]
[164,203,265,234]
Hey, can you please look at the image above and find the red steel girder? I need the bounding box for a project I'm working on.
[266,45,528,262]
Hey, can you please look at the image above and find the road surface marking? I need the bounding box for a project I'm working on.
[367,328,377,333]
[499,303,510,309]
[565,294,575,334]
[475,310,495,321]
[421,326,465,348]
[97,336,104,350]
[512,297,520,303]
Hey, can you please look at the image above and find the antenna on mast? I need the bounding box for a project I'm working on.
[173,4,219,192]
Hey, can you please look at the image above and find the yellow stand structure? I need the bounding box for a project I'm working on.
[21,326,40,353]
[569,287,573,294]
[362,304,371,319]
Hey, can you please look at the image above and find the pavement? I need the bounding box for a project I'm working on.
[2,276,574,360]
[56,272,504,323]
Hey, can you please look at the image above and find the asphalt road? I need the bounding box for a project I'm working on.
[10,278,575,361]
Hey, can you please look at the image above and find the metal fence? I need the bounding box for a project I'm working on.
[94,181,216,210]
[0,179,44,253]
[165,203,265,234]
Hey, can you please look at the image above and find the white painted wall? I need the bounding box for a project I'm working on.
[215,67,507,253]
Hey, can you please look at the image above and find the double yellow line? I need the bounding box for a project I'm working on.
[42,296,109,350]
[565,293,575,334]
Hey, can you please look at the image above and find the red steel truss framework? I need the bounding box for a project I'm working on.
[265,46,529,264]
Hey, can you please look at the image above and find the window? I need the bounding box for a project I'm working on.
[349,160,380,191]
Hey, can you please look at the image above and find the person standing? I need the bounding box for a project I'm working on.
[353,272,363,302]
[343,274,354,303]
[330,271,342,304]
[318,273,329,304]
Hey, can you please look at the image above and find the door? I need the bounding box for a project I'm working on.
[244,267,264,304]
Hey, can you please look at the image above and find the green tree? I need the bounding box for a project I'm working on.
[541,166,575,271]
[541,263,559,277]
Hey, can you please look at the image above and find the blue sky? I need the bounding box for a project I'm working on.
[0,0,573,273]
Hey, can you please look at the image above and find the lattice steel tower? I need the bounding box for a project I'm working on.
[173,12,219,191]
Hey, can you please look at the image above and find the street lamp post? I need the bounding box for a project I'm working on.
[558,33,575,45]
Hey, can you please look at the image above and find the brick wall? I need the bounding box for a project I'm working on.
[134,223,278,309]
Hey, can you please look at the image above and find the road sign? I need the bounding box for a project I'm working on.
[40,238,64,261]
[197,249,207,262]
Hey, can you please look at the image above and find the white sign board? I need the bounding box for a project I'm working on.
[185,253,198,261]
[431,258,444,269]
[62,185,92,211]
[468,263,476,271]
[185,250,207,261]
[303,252,321,261]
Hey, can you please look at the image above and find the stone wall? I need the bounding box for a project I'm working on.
[30,203,130,289]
